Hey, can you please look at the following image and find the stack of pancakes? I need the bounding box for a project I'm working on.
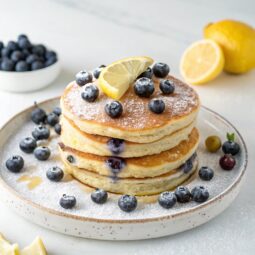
[59,75,200,196]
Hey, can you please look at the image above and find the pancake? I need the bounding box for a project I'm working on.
[61,75,200,143]
[59,128,199,178]
[63,157,198,196]
[61,115,196,157]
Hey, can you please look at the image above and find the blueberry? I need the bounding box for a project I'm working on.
[222,141,240,156]
[75,70,93,86]
[54,123,61,135]
[60,194,76,209]
[138,67,153,79]
[148,99,165,114]
[11,51,24,62]
[53,107,61,116]
[107,138,125,155]
[46,112,59,126]
[26,54,39,65]
[158,191,177,209]
[1,48,11,58]
[160,79,175,94]
[199,166,214,181]
[191,186,209,203]
[105,101,123,118]
[180,157,193,173]
[81,84,99,102]
[0,41,4,51]
[31,61,44,70]
[5,155,24,173]
[106,157,126,177]
[175,186,191,203]
[93,65,105,79]
[45,50,57,59]
[152,62,170,78]
[31,44,46,56]
[18,34,28,41]
[91,188,108,204]
[67,155,75,163]
[6,41,18,51]
[32,125,50,140]
[18,38,31,50]
[118,195,137,212]
[22,49,30,59]
[46,166,64,182]
[31,105,47,124]
[219,154,236,171]
[34,146,51,161]
[19,137,37,153]
[15,61,29,72]
[45,56,57,67]
[1,58,14,71]
[134,77,155,98]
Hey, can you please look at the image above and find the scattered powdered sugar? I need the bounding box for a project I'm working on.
[0,105,246,221]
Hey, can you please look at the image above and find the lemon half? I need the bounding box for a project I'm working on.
[180,39,225,85]
[99,56,153,99]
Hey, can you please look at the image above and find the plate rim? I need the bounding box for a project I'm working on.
[0,97,248,224]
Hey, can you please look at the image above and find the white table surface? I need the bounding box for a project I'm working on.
[0,0,254,254]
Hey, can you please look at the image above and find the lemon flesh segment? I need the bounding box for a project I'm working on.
[0,234,20,255]
[180,39,224,85]
[99,56,154,99]
[21,237,47,255]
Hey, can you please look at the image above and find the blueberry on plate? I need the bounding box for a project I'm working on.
[60,194,76,209]
[75,70,93,86]
[152,62,170,78]
[1,58,14,71]
[31,61,44,70]
[222,133,240,156]
[118,194,137,212]
[26,54,40,65]
[175,186,191,203]
[134,77,155,98]
[46,166,64,182]
[219,154,236,171]
[31,44,46,57]
[34,146,51,161]
[31,105,47,124]
[53,107,62,116]
[105,101,123,118]
[46,112,59,126]
[18,38,31,50]
[191,186,209,203]
[93,65,105,79]
[91,188,108,204]
[32,125,50,140]
[5,155,24,173]
[158,191,177,209]
[159,79,175,94]
[199,166,214,181]
[19,137,37,153]
[11,51,24,62]
[15,61,30,72]
[81,84,99,102]
[54,123,61,135]
[138,67,153,79]
[6,41,19,51]
[148,99,165,114]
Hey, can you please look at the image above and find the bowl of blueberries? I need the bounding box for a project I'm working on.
[0,34,60,92]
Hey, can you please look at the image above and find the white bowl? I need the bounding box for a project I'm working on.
[0,61,61,92]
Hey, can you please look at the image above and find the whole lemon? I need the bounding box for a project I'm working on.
[204,20,255,74]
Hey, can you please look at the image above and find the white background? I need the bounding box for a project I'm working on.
[0,0,254,254]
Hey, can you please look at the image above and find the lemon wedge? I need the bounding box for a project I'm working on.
[0,234,19,255]
[21,237,47,255]
[99,56,154,99]
[180,39,224,85]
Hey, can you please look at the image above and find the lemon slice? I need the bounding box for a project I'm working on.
[21,237,47,255]
[0,234,19,255]
[180,39,224,85]
[99,56,154,99]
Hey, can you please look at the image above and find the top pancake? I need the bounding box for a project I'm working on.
[61,75,200,143]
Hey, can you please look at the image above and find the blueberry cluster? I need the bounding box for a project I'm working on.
[158,185,210,209]
[0,34,57,72]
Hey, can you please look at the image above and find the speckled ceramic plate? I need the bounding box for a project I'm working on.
[0,98,248,240]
